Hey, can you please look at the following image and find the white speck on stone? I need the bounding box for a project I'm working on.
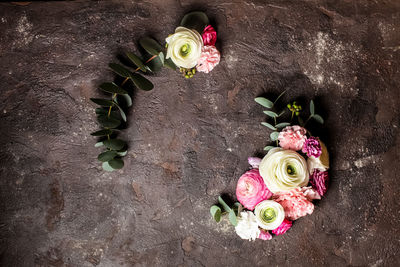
[354,154,380,168]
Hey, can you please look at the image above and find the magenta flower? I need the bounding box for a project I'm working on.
[272,188,314,220]
[236,169,273,210]
[302,137,322,158]
[271,219,292,235]
[202,25,217,46]
[278,125,307,151]
[258,229,272,240]
[310,170,329,196]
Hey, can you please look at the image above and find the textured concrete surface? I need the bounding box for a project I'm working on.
[0,0,399,266]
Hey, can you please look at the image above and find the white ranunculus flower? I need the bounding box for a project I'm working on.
[235,211,260,241]
[165,27,203,69]
[307,141,329,174]
[259,148,308,193]
[254,200,285,230]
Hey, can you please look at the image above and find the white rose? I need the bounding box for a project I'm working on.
[259,148,309,193]
[165,27,203,69]
[235,211,260,241]
[254,200,285,230]
[307,141,329,174]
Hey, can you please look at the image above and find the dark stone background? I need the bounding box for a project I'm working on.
[0,0,399,266]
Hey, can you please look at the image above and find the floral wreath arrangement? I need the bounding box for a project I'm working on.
[210,93,329,241]
[89,12,220,171]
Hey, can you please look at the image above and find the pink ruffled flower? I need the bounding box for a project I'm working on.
[202,25,217,46]
[310,170,329,196]
[278,126,307,151]
[301,186,321,200]
[302,137,322,158]
[248,157,262,169]
[271,219,292,235]
[236,169,273,210]
[258,229,272,240]
[272,188,314,220]
[196,45,220,73]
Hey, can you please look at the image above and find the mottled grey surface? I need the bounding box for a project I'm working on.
[0,0,399,266]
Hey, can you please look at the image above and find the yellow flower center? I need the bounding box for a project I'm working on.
[180,44,191,57]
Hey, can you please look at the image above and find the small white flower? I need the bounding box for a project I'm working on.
[235,211,260,241]
[307,141,329,173]
[254,200,285,230]
[259,148,309,193]
[165,27,203,68]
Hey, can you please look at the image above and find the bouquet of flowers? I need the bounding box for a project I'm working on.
[210,94,329,241]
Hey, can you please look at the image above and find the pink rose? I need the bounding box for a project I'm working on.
[258,229,272,240]
[310,170,329,196]
[271,219,292,235]
[278,125,307,151]
[202,25,217,46]
[272,188,314,220]
[196,45,220,73]
[236,169,273,210]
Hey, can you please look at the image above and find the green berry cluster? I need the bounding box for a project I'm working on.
[287,101,302,116]
[180,67,196,78]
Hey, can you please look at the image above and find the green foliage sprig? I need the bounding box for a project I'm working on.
[210,196,242,226]
[255,92,324,151]
[90,37,177,172]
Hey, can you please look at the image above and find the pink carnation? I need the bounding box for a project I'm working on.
[272,188,314,220]
[271,219,292,235]
[278,125,307,151]
[202,25,217,46]
[310,170,329,196]
[301,186,321,200]
[196,45,220,73]
[258,229,272,240]
[302,137,322,158]
[236,169,273,210]
[248,157,261,168]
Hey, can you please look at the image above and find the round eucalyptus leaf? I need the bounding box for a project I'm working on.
[103,139,126,150]
[102,161,115,172]
[255,97,273,109]
[270,131,280,141]
[180,11,209,34]
[91,129,113,136]
[109,158,124,169]
[210,205,222,223]
[99,82,128,95]
[261,122,276,130]
[129,73,154,91]
[109,63,131,78]
[126,52,146,72]
[98,151,118,162]
[97,115,121,129]
[139,37,163,56]
[90,98,114,107]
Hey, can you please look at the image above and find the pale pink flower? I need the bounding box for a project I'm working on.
[278,125,307,151]
[196,45,220,73]
[258,229,272,240]
[301,186,321,200]
[236,169,273,210]
[248,157,262,168]
[310,170,329,196]
[272,188,314,220]
[271,219,292,235]
[202,25,217,46]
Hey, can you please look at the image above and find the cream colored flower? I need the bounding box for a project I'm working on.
[307,141,329,173]
[254,200,285,230]
[235,211,260,241]
[259,148,309,193]
[165,27,203,68]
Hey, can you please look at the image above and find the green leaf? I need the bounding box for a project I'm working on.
[145,55,163,72]
[278,110,286,117]
[233,202,242,216]
[97,115,121,128]
[275,122,290,128]
[95,108,108,115]
[98,151,118,162]
[139,37,163,56]
[126,52,146,72]
[116,150,127,157]
[113,102,127,122]
[109,158,124,169]
[180,11,209,34]
[255,97,273,108]
[90,129,113,136]
[270,131,279,141]
[119,94,132,107]
[103,139,126,150]
[109,63,131,78]
[218,196,231,212]
[91,98,114,107]
[164,58,177,70]
[263,110,278,118]
[261,122,276,130]
[264,146,275,151]
[274,90,286,103]
[313,114,324,124]
[99,82,128,95]
[228,210,238,226]
[95,141,104,147]
[158,51,164,65]
[210,205,222,223]
[102,161,115,172]
[310,100,315,115]
[129,73,154,91]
